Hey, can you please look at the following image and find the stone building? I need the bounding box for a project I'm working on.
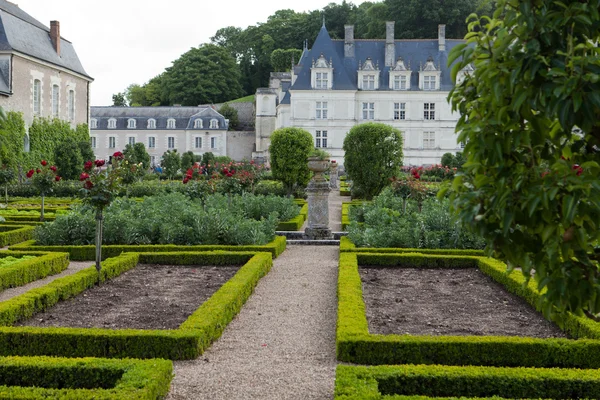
[0,0,93,129]
[90,106,229,165]
[254,22,470,165]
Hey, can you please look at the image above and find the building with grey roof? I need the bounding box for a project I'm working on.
[90,106,230,165]
[255,22,470,165]
[0,0,93,129]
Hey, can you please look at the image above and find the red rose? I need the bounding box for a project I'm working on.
[50,165,57,172]
[182,177,189,184]
[41,160,48,166]
[572,164,583,176]
[84,180,94,189]
[113,151,124,159]
[36,169,41,174]
[84,161,93,170]
[79,172,90,181]
[26,169,34,178]
[55,175,61,181]
[94,159,105,167]
[414,173,421,180]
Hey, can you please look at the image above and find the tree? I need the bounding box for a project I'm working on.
[54,137,83,180]
[269,127,313,196]
[343,123,403,200]
[270,48,303,72]
[446,0,600,317]
[181,151,196,170]
[125,84,147,107]
[161,44,243,105]
[123,142,151,170]
[112,92,127,106]
[0,165,14,204]
[161,150,181,180]
[218,103,239,130]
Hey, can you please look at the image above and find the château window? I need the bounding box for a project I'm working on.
[108,136,116,149]
[393,75,408,90]
[167,119,176,129]
[424,76,437,90]
[362,75,375,90]
[147,119,156,129]
[362,102,374,120]
[128,136,135,146]
[51,84,59,117]
[315,130,327,148]
[210,119,219,129]
[316,72,328,89]
[424,103,435,120]
[90,136,96,149]
[68,90,75,121]
[167,136,175,149]
[148,136,156,148]
[90,119,97,129]
[108,118,116,129]
[33,79,41,115]
[194,119,203,128]
[127,119,136,129]
[211,137,217,148]
[316,102,328,119]
[394,103,406,120]
[195,137,202,148]
[423,132,435,149]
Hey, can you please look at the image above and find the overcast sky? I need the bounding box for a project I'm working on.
[15,0,369,106]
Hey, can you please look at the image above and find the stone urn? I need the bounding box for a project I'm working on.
[307,156,330,182]
[329,160,338,189]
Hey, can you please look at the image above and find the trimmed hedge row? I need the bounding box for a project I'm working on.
[337,252,600,367]
[3,215,56,222]
[0,221,46,227]
[0,251,69,291]
[277,200,307,231]
[341,201,366,230]
[340,181,351,197]
[339,236,485,256]
[7,197,79,205]
[0,355,172,399]
[0,225,35,247]
[335,364,600,399]
[10,235,287,260]
[0,251,273,359]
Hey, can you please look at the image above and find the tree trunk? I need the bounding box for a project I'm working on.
[4,185,7,205]
[95,210,104,277]
[40,194,45,222]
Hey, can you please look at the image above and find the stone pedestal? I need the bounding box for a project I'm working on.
[329,162,338,189]
[305,157,332,240]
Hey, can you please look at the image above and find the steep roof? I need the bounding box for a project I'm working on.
[0,0,91,79]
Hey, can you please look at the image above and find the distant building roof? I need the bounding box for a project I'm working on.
[0,0,91,79]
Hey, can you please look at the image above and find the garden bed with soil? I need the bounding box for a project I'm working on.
[359,266,566,338]
[17,263,240,330]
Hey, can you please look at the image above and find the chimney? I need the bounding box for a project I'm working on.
[50,21,60,56]
[385,21,395,67]
[438,24,446,51]
[344,24,355,58]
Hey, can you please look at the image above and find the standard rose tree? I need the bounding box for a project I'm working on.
[26,160,61,221]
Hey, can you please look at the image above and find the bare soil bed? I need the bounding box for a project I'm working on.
[17,264,240,330]
[359,267,567,338]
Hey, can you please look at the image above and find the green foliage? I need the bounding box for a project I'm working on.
[201,152,215,169]
[270,48,303,72]
[0,112,26,169]
[180,151,196,170]
[218,103,239,130]
[27,118,89,169]
[34,193,297,246]
[253,180,286,197]
[123,142,151,170]
[440,152,465,170]
[160,150,181,179]
[0,225,34,247]
[343,123,403,200]
[269,127,313,195]
[54,138,83,181]
[309,148,330,160]
[446,0,600,317]
[0,251,68,291]
[111,92,127,106]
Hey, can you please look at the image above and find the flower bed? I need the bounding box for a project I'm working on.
[0,251,272,359]
[0,225,35,247]
[0,355,172,399]
[337,252,600,367]
[0,251,69,291]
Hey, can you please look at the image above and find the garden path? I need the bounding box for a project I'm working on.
[0,261,92,302]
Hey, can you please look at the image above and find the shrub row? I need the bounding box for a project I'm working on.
[0,251,69,291]
[339,236,485,256]
[0,356,172,399]
[3,215,55,222]
[340,181,351,197]
[337,252,600,367]
[0,251,272,360]
[277,200,307,231]
[341,201,366,230]
[0,221,46,227]
[10,236,287,260]
[0,225,35,247]
[335,364,600,399]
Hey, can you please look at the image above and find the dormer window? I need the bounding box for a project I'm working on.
[210,119,219,129]
[311,53,333,90]
[358,58,380,90]
[127,118,136,129]
[389,57,412,91]
[90,119,97,129]
[419,56,441,91]
[194,119,203,128]
[147,118,156,129]
[108,118,116,129]
[167,118,176,129]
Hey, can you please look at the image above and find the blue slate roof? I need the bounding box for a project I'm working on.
[0,0,91,79]
[91,106,229,131]
[291,25,464,92]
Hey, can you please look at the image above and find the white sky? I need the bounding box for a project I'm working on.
[14,0,369,106]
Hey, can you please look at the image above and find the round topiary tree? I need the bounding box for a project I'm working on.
[343,123,403,200]
[447,0,600,317]
[269,127,313,196]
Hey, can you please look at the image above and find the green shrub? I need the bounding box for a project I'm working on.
[0,251,69,291]
[254,180,286,197]
[269,127,313,196]
[0,225,35,246]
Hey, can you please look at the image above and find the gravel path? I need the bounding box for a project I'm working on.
[0,261,92,302]
[166,245,339,400]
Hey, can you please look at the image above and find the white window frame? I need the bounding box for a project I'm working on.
[211,137,217,149]
[68,89,75,121]
[167,118,176,129]
[167,136,175,149]
[90,136,97,149]
[108,118,116,129]
[33,79,41,115]
[128,136,136,146]
[148,136,156,149]
[424,103,435,120]
[424,76,437,91]
[194,119,203,128]
[147,119,156,129]
[362,102,375,120]
[316,101,328,119]
[315,130,328,148]
[316,72,328,89]
[423,131,436,149]
[194,136,202,149]
[394,103,406,120]
[90,119,97,129]
[210,119,219,129]
[51,84,59,117]
[108,136,116,149]
[393,75,408,90]
[127,118,136,129]
[362,74,375,90]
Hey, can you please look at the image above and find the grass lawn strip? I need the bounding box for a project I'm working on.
[0,251,272,359]
[0,355,172,399]
[337,252,600,367]
[0,251,69,291]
